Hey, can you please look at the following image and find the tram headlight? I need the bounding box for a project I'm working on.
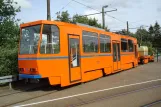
[19,68,24,73]
[30,68,37,72]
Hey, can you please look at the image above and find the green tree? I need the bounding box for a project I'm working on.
[135,28,149,45]
[152,22,161,48]
[72,13,102,28]
[56,11,104,29]
[56,11,71,22]
[72,14,89,24]
[115,29,135,37]
[148,25,154,43]
[72,14,103,28]
[0,0,20,76]
[88,17,102,28]
[115,29,128,35]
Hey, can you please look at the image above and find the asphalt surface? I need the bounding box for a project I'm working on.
[0,57,161,107]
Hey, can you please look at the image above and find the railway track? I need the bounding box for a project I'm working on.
[142,99,161,107]
[0,86,60,107]
[9,79,161,107]
[2,90,58,107]
[69,84,161,107]
[0,82,81,107]
[0,80,50,97]
[0,85,45,98]
[0,81,61,107]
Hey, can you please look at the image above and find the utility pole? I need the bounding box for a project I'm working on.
[156,48,158,62]
[140,26,143,46]
[127,21,129,35]
[47,0,51,20]
[102,7,105,29]
[102,5,108,29]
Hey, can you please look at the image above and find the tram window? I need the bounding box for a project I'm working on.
[100,34,111,53]
[83,31,98,53]
[20,25,41,54]
[40,24,60,54]
[121,38,128,52]
[128,39,134,52]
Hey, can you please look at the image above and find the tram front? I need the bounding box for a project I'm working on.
[18,20,60,82]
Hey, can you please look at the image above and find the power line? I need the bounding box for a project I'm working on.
[105,14,126,24]
[129,25,149,29]
[54,0,74,19]
[58,0,137,30]
[72,0,127,25]
[111,25,149,32]
[56,0,74,14]
[72,0,99,12]
[81,9,117,17]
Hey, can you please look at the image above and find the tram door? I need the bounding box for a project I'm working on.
[112,41,121,72]
[68,35,81,82]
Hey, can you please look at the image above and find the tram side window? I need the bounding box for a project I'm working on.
[40,24,60,54]
[128,39,134,52]
[100,34,111,53]
[121,38,128,52]
[83,31,98,53]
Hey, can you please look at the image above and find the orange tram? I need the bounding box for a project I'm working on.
[18,20,139,87]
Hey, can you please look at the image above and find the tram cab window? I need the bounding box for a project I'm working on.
[82,31,98,53]
[40,25,60,54]
[128,39,134,52]
[20,25,41,54]
[100,34,111,53]
[121,38,128,52]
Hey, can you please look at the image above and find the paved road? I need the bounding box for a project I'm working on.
[0,58,161,107]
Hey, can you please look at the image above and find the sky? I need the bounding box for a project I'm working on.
[14,0,161,32]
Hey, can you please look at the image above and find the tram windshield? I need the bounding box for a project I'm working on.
[19,25,41,54]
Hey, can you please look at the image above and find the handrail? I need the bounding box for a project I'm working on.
[41,43,56,54]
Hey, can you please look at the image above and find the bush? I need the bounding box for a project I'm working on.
[0,47,18,76]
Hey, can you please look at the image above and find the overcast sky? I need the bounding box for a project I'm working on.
[14,0,161,32]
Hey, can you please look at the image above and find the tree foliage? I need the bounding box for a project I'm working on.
[151,22,161,48]
[0,0,20,76]
[56,11,71,23]
[115,29,135,37]
[135,28,149,45]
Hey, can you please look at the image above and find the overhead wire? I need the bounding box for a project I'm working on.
[60,0,127,26]
[57,0,138,31]
[56,0,74,14]
[81,9,117,17]
[53,0,74,19]
[72,0,129,25]
[72,0,100,12]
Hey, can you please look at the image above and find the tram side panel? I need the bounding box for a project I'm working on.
[120,37,137,70]
[97,32,113,75]
[80,30,103,82]
[121,53,135,70]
